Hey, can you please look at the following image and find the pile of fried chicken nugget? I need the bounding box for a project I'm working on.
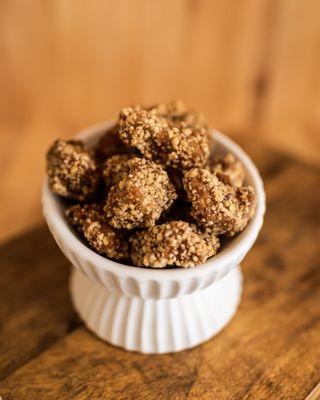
[46,101,256,268]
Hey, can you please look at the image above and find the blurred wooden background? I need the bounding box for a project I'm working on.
[0,0,319,242]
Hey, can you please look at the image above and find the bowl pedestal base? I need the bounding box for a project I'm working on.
[70,266,242,354]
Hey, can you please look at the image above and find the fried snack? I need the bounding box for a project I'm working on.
[148,100,206,127]
[46,100,257,268]
[105,158,177,229]
[130,221,220,268]
[199,226,224,247]
[66,204,129,260]
[102,154,131,189]
[47,139,100,201]
[148,99,186,118]
[94,125,132,162]
[118,106,167,159]
[210,153,245,187]
[183,168,256,236]
[163,123,210,170]
[118,106,210,170]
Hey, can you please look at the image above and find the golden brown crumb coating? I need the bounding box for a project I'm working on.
[183,168,256,236]
[130,221,220,268]
[162,123,210,170]
[148,100,187,119]
[47,100,256,268]
[118,105,210,170]
[148,100,207,128]
[66,204,129,260]
[104,158,177,229]
[102,154,132,189]
[210,153,245,187]
[118,106,167,159]
[46,139,100,201]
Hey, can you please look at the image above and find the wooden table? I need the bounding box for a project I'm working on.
[1,137,319,400]
[1,2,320,397]
[1,0,320,243]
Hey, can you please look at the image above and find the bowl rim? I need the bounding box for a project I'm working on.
[42,121,266,280]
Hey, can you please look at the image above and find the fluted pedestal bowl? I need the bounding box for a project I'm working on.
[42,122,266,354]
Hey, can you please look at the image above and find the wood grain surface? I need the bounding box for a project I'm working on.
[1,139,319,400]
[1,2,320,398]
[0,0,320,242]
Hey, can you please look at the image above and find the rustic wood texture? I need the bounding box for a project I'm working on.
[0,227,80,382]
[0,0,320,242]
[1,141,319,399]
[1,1,320,397]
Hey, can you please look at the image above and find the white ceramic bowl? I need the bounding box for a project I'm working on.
[42,122,266,354]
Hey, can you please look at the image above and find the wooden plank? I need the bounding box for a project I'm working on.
[1,147,319,399]
[0,0,269,243]
[0,0,267,129]
[1,0,320,244]
[0,226,80,381]
[257,0,320,166]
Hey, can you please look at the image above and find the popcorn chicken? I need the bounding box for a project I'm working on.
[148,100,206,128]
[210,153,245,187]
[47,139,100,201]
[183,168,256,236]
[118,105,210,170]
[47,101,257,267]
[66,203,129,261]
[105,158,177,229]
[130,221,219,268]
